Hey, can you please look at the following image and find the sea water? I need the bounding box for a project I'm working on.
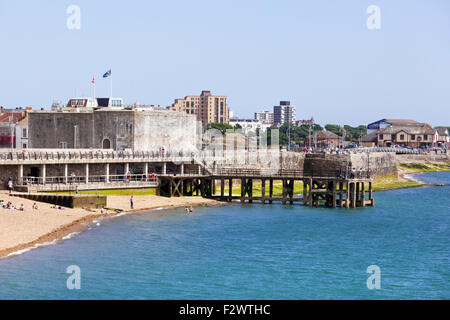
[0,172,448,299]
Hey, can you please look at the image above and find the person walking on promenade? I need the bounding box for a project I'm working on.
[8,178,13,194]
[130,195,134,209]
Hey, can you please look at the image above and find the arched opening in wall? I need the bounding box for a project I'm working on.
[102,139,111,149]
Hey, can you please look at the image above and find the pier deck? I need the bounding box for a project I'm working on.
[159,169,374,208]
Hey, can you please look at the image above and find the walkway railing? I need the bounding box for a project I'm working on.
[0,150,200,161]
[213,168,371,179]
[20,174,158,186]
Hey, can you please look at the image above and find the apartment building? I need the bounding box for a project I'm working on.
[273,101,296,126]
[170,90,229,125]
[254,110,274,124]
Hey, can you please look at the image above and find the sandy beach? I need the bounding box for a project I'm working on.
[0,191,220,259]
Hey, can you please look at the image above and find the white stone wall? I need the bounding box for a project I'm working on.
[133,110,201,153]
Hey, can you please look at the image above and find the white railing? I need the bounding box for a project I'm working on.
[0,150,200,161]
[19,174,158,186]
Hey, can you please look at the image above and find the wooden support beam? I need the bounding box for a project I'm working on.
[308,178,313,207]
[269,179,273,203]
[361,182,365,207]
[303,179,307,205]
[240,178,245,203]
[261,179,266,204]
[352,182,357,208]
[345,181,350,208]
[248,178,253,203]
[332,180,337,208]
[356,182,360,205]
[288,179,294,204]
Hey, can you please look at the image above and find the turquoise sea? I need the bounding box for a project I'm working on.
[0,172,448,299]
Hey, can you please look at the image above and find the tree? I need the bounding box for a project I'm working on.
[343,125,367,141]
[206,122,234,133]
[324,124,342,136]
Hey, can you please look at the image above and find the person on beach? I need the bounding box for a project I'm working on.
[189,206,193,213]
[185,207,190,215]
[8,178,13,194]
[19,204,24,211]
[130,195,134,209]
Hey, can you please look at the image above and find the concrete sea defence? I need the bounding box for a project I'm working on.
[13,193,107,208]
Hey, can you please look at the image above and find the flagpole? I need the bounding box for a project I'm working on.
[110,73,113,98]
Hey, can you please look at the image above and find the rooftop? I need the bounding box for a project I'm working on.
[378,124,434,135]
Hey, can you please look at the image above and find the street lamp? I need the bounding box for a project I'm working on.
[287,120,291,151]
[308,124,312,151]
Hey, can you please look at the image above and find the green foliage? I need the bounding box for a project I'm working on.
[324,124,342,136]
[343,125,367,141]
[226,121,368,146]
[206,122,234,133]
[277,123,323,144]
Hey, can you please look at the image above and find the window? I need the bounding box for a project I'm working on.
[59,141,68,148]
[379,134,383,140]
[22,128,27,138]
[411,134,415,140]
[22,143,27,148]
[111,99,122,107]
[424,135,428,140]
[400,134,404,140]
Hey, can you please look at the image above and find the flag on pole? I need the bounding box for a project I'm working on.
[103,69,112,78]
[92,75,96,99]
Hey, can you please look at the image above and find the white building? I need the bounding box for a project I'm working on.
[273,101,296,125]
[229,118,272,135]
[64,97,125,111]
[15,117,29,149]
[254,110,274,124]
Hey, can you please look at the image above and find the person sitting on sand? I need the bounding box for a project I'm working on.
[19,204,24,211]
[32,202,39,210]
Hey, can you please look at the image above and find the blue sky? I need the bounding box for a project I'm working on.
[0,0,449,126]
